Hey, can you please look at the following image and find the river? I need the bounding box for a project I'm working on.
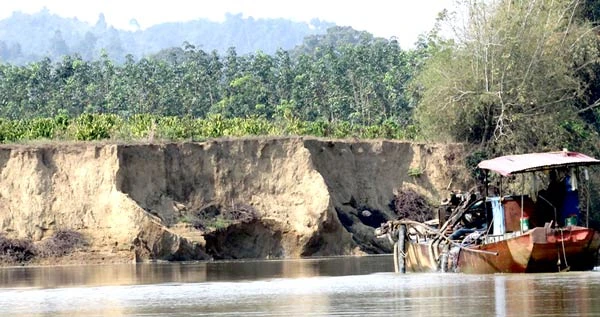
[0,255,599,316]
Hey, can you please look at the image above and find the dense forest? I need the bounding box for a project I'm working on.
[0,23,419,142]
[1,0,600,162]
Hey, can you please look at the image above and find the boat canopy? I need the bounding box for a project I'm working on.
[477,151,600,176]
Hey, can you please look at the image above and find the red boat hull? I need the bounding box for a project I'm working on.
[405,226,600,274]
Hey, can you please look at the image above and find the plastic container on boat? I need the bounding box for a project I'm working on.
[520,217,529,231]
[566,215,578,226]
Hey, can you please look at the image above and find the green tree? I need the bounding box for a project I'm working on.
[414,0,600,153]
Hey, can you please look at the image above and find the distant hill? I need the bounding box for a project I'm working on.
[0,9,336,64]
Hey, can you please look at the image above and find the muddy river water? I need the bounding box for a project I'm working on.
[0,255,599,316]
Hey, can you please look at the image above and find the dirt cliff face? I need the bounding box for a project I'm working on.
[0,138,469,263]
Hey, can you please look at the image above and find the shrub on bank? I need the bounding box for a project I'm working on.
[0,230,86,263]
[389,189,435,222]
[191,203,260,231]
[36,230,86,257]
[0,234,36,263]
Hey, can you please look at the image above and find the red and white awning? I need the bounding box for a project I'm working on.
[478,151,600,176]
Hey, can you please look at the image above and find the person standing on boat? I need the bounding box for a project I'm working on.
[542,169,579,226]
[547,170,564,206]
[537,170,565,227]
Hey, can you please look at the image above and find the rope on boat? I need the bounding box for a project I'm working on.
[559,228,570,272]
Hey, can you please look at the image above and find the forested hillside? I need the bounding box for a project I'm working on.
[0,9,334,64]
[1,0,600,164]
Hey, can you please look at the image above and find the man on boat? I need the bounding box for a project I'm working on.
[536,169,564,226]
[538,169,580,227]
[448,210,487,241]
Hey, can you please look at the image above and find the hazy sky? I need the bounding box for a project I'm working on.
[0,0,453,48]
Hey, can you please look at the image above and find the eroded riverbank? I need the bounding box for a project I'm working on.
[0,138,469,264]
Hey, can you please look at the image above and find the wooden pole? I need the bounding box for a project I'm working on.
[521,174,525,233]
[585,168,590,227]
[398,225,406,273]
[393,241,399,273]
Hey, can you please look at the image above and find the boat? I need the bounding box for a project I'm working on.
[376,150,600,274]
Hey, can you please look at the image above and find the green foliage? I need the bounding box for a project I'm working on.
[128,114,157,139]
[407,166,424,178]
[414,0,600,154]
[0,119,26,143]
[243,116,272,136]
[25,118,59,139]
[0,25,419,132]
[361,125,383,139]
[157,116,195,140]
[204,216,233,230]
[304,120,329,137]
[72,113,119,141]
[0,114,418,143]
[380,119,401,139]
[331,121,354,138]
[465,149,489,181]
[202,114,226,138]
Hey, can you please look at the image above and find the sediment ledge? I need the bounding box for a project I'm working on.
[0,137,469,264]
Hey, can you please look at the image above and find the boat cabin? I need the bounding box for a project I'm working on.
[477,151,599,236]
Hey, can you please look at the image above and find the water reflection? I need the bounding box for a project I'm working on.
[488,272,600,317]
[0,256,600,316]
[495,276,507,316]
[0,255,392,289]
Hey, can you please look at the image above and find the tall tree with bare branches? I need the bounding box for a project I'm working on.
[414,0,600,154]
